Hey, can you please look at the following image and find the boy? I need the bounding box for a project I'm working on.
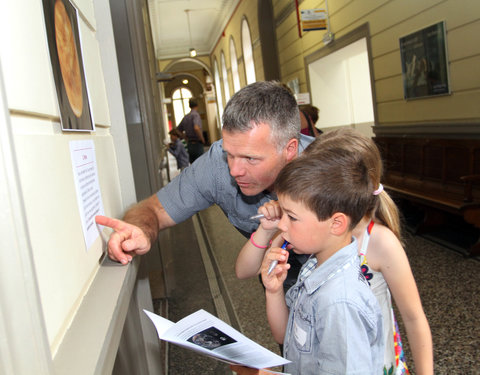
[167,128,189,170]
[233,148,384,374]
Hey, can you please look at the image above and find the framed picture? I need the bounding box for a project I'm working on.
[399,21,450,100]
[43,0,94,131]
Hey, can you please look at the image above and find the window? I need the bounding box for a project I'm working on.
[172,87,192,125]
[230,37,241,93]
[213,59,224,127]
[241,18,256,84]
[221,52,231,103]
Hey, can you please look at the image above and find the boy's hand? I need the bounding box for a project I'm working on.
[261,246,290,292]
[257,200,282,231]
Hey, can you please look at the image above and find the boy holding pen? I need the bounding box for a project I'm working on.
[233,147,384,374]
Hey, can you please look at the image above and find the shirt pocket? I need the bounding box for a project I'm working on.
[292,308,313,353]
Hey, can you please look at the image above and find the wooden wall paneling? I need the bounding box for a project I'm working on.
[405,142,424,177]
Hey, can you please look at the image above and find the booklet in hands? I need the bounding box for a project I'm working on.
[144,309,290,371]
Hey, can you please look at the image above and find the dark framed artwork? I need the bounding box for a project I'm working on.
[399,21,450,100]
[43,0,94,131]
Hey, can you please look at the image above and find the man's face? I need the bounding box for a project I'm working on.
[222,123,298,196]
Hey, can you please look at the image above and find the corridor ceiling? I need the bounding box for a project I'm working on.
[147,0,241,60]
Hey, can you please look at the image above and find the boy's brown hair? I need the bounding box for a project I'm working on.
[275,146,374,230]
[169,128,183,138]
[305,128,402,240]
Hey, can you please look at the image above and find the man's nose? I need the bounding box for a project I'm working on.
[229,158,245,177]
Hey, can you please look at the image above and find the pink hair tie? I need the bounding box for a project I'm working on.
[373,183,384,196]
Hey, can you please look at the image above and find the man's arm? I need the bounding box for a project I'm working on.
[95,194,176,264]
[194,124,205,144]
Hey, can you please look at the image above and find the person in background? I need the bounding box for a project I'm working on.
[177,98,205,163]
[166,128,189,171]
[299,104,322,137]
[233,145,384,374]
[95,81,314,292]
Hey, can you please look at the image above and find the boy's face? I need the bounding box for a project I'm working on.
[170,134,178,141]
[277,194,332,255]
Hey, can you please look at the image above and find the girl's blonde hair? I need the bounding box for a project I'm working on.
[304,128,403,241]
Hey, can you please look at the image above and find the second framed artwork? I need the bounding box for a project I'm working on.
[399,21,450,100]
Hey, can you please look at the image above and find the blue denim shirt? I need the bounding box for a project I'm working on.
[284,238,384,374]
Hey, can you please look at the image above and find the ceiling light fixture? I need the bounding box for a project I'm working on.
[186,10,197,57]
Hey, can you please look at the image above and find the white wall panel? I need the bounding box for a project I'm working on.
[12,116,122,353]
[0,1,58,115]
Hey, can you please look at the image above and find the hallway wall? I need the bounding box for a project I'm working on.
[205,0,480,132]
[211,0,264,101]
[0,0,144,373]
[275,0,480,127]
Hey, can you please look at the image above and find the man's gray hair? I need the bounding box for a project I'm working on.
[222,81,300,150]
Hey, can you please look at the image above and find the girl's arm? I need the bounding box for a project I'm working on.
[235,226,280,279]
[235,201,283,279]
[369,226,434,375]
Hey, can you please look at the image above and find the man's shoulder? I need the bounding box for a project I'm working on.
[298,134,314,153]
[194,140,227,171]
[207,139,224,154]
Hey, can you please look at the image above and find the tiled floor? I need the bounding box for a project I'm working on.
[155,204,480,374]
[395,231,480,374]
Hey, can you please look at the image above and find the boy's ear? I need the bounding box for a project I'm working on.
[330,212,349,235]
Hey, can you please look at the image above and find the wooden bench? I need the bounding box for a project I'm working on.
[374,136,480,256]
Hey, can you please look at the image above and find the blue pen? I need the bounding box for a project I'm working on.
[267,240,289,275]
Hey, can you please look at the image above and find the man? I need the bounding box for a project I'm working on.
[177,98,205,163]
[95,81,314,289]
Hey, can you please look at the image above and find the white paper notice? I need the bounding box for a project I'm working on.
[69,140,104,250]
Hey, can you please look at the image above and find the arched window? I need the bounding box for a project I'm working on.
[230,37,241,93]
[221,52,231,103]
[213,59,224,127]
[241,18,256,84]
[172,87,192,125]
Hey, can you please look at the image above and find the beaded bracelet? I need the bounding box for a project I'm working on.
[250,232,268,249]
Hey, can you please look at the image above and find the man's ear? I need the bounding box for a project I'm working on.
[330,212,349,235]
[285,138,299,162]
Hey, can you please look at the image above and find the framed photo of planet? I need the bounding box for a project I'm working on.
[43,0,94,131]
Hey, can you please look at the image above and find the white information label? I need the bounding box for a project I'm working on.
[69,140,104,250]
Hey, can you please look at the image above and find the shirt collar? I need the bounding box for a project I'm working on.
[303,237,359,294]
